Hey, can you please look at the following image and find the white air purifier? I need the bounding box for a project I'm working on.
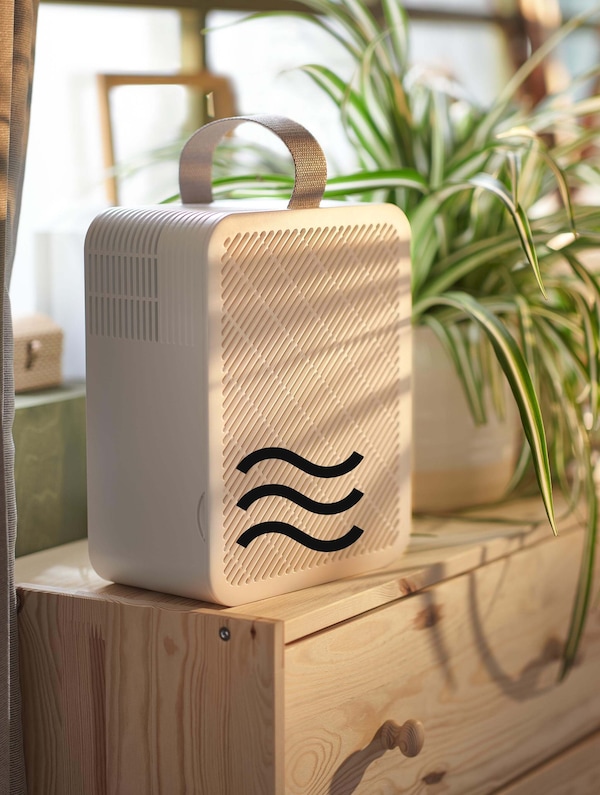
[85,115,412,606]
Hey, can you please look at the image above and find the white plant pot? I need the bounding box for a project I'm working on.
[412,325,520,513]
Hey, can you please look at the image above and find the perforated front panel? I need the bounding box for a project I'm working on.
[220,220,409,586]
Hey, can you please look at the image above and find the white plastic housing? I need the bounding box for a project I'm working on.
[85,200,411,605]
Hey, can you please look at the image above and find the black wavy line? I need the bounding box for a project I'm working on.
[237,448,363,478]
[237,485,363,514]
[236,522,364,552]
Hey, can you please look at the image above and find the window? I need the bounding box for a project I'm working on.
[13,4,182,377]
[16,0,554,380]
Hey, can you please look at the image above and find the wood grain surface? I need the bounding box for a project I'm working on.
[16,496,576,640]
[18,591,283,794]
[284,526,600,794]
[16,498,600,794]
[498,730,600,795]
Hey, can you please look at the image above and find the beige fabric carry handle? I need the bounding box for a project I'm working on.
[178,114,327,209]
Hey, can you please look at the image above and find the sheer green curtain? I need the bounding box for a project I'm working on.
[1,1,38,792]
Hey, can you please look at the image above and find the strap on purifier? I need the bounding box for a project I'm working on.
[178,114,327,210]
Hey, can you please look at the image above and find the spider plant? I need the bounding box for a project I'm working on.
[209,0,600,678]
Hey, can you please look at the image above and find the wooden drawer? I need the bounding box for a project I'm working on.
[15,498,600,794]
[497,730,600,794]
[284,529,600,794]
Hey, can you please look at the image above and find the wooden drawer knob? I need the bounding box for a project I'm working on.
[378,719,425,757]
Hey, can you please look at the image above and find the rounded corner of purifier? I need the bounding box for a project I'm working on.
[87,533,117,586]
[383,200,412,232]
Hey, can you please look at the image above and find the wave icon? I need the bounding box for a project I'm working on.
[237,484,363,514]
[237,447,363,478]
[237,522,363,552]
[235,447,364,552]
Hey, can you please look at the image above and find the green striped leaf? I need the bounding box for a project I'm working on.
[299,64,392,167]
[468,173,546,297]
[474,8,598,145]
[325,168,428,196]
[496,127,576,232]
[561,454,598,678]
[420,291,556,535]
[381,0,409,71]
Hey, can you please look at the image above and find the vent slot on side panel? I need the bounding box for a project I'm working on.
[87,253,159,342]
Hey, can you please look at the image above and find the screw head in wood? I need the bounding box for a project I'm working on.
[219,627,231,641]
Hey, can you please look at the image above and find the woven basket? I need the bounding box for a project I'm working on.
[13,314,63,393]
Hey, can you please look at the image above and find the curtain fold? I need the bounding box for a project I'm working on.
[1,1,38,792]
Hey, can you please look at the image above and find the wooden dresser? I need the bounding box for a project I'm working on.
[15,498,600,794]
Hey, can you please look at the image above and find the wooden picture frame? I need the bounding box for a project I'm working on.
[97,71,236,204]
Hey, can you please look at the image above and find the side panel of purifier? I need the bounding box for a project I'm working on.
[85,207,215,598]
[205,204,412,604]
